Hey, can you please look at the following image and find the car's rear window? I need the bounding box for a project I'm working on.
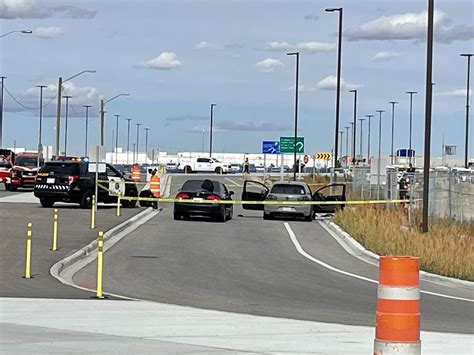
[271,184,306,195]
[41,163,80,175]
[182,180,220,192]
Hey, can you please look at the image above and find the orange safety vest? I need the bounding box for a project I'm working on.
[150,175,161,197]
[132,166,141,182]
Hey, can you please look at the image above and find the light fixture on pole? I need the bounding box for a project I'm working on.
[99,93,129,147]
[63,95,72,156]
[389,101,399,165]
[376,110,385,200]
[287,51,300,181]
[325,7,343,170]
[126,118,132,165]
[460,53,473,168]
[54,70,96,158]
[0,30,32,39]
[36,85,47,167]
[145,127,150,165]
[365,114,373,165]
[406,91,417,164]
[83,105,91,156]
[209,103,217,158]
[114,114,120,164]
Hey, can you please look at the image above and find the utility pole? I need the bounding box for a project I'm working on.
[83,105,91,156]
[0,76,6,148]
[350,89,358,165]
[135,123,141,164]
[209,103,217,158]
[126,118,132,165]
[376,110,385,200]
[54,77,62,158]
[406,91,417,164]
[366,114,373,165]
[358,118,365,160]
[63,95,72,156]
[99,99,105,146]
[145,127,150,165]
[389,101,399,165]
[460,53,473,168]
[114,114,120,164]
[36,85,47,167]
[287,51,300,181]
[349,122,354,160]
[344,126,350,165]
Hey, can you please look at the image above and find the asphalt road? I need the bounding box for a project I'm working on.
[0,189,142,298]
[72,174,473,334]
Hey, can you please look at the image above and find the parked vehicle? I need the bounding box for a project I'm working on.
[173,179,234,221]
[180,157,230,174]
[0,149,15,189]
[9,152,43,190]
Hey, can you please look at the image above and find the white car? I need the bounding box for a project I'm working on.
[180,157,230,174]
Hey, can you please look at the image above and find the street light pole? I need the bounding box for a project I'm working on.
[460,53,473,168]
[83,105,91,156]
[63,95,72,156]
[339,131,344,161]
[126,118,132,165]
[36,85,47,167]
[135,123,141,164]
[145,128,150,165]
[0,76,5,147]
[349,122,354,159]
[344,126,350,165]
[366,114,373,165]
[389,101,399,165]
[100,93,129,147]
[376,110,385,199]
[114,114,120,164]
[287,51,300,181]
[406,91,417,164]
[358,118,365,160]
[350,89,357,165]
[0,30,32,39]
[209,103,217,158]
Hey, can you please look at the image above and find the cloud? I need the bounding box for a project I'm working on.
[256,58,283,73]
[194,41,212,49]
[345,10,474,44]
[316,75,361,91]
[33,26,64,39]
[435,89,471,97]
[224,42,245,49]
[0,0,96,19]
[189,120,290,133]
[144,52,182,70]
[371,51,400,62]
[166,113,208,122]
[282,85,315,93]
[266,41,336,54]
[304,14,319,22]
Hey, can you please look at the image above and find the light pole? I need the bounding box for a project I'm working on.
[201,128,205,154]
[99,93,129,146]
[54,70,96,158]
[376,110,385,199]
[339,131,344,162]
[0,30,32,39]
[349,122,354,159]
[83,105,91,156]
[63,95,72,156]
[209,103,217,158]
[36,85,47,167]
[406,91,417,164]
[0,76,6,148]
[114,114,120,164]
[287,51,300,181]
[145,127,150,164]
[366,114,373,165]
[135,123,141,164]
[344,126,350,165]
[326,7,343,169]
[349,89,357,165]
[126,118,132,164]
[389,101,399,165]
[460,53,473,168]
[358,118,365,160]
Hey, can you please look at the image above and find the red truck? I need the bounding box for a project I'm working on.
[9,152,43,190]
[0,149,15,189]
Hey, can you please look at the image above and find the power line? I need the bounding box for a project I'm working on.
[3,84,58,110]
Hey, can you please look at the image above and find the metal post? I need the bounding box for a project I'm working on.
[422,0,434,233]
[406,91,417,164]
[209,103,216,158]
[344,126,349,166]
[145,127,150,165]
[55,77,63,158]
[376,110,385,200]
[389,101,398,165]
[358,118,365,160]
[94,145,99,212]
[63,95,72,155]
[24,222,32,279]
[350,122,354,160]
[0,76,5,148]
[37,85,47,167]
[126,118,132,165]
[350,89,357,165]
[114,114,120,164]
[460,54,473,168]
[52,209,58,251]
[287,51,299,181]
[366,115,373,165]
[99,99,105,146]
[135,123,141,164]
[83,105,91,156]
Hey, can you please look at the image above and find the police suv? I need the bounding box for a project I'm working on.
[34,158,139,208]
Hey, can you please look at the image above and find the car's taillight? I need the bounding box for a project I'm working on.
[68,175,80,185]
[176,192,190,199]
[206,194,221,200]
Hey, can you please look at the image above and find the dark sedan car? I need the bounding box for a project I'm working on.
[173,179,234,222]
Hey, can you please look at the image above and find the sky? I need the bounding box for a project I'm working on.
[0,0,473,158]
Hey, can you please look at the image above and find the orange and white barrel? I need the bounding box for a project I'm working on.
[132,166,141,183]
[150,175,160,198]
[374,256,420,355]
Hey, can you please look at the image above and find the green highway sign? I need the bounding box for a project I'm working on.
[280,136,304,153]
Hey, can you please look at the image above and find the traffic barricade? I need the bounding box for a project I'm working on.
[132,165,141,182]
[150,175,161,198]
[374,256,420,355]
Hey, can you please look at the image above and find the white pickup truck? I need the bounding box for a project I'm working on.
[179,157,230,174]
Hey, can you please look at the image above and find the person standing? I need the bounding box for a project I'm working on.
[399,173,409,202]
[243,158,250,175]
[149,168,160,209]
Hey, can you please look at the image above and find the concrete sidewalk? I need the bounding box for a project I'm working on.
[1,298,472,354]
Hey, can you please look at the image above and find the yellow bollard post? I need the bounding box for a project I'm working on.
[95,231,104,298]
[51,208,58,251]
[90,195,96,229]
[116,192,121,217]
[24,223,32,279]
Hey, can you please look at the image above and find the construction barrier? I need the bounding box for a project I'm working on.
[51,208,58,251]
[374,256,420,355]
[131,165,141,182]
[150,175,161,198]
[23,222,32,279]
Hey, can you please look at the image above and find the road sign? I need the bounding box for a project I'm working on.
[315,152,331,160]
[303,155,309,164]
[280,136,304,153]
[262,141,280,154]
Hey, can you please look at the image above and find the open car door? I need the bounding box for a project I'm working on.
[312,183,346,214]
[241,180,269,210]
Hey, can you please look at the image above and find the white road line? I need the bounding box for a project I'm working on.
[225,178,241,187]
[283,222,474,303]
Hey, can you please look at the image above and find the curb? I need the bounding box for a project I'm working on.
[321,220,474,287]
[50,207,160,295]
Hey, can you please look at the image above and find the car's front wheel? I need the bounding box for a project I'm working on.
[215,167,223,174]
[40,198,55,208]
[184,166,192,174]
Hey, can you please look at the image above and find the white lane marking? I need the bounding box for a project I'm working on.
[225,177,241,187]
[284,222,474,303]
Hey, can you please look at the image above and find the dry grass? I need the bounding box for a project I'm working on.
[333,206,474,281]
